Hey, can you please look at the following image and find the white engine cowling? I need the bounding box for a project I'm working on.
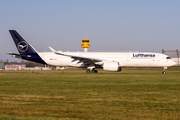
[103,62,121,72]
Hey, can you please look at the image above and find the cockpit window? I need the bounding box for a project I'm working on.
[166,57,171,59]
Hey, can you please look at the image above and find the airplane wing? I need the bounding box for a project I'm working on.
[49,47,103,66]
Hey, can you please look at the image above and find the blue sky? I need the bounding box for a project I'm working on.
[0,0,180,62]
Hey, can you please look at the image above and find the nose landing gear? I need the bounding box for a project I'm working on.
[162,67,167,74]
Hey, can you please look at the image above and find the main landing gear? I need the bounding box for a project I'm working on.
[86,65,98,73]
[162,67,167,74]
[86,69,98,73]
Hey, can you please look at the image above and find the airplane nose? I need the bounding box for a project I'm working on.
[171,60,176,66]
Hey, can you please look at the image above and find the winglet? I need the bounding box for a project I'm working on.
[49,47,56,53]
[49,47,62,55]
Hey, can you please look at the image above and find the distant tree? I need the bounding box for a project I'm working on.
[33,62,45,67]
[4,59,9,64]
[25,61,32,67]
[10,61,18,64]
[21,60,27,64]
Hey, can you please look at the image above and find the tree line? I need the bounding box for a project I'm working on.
[0,59,45,67]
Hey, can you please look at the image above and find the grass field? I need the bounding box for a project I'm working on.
[0,67,180,120]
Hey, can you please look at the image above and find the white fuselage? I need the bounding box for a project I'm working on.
[38,52,175,68]
[8,30,176,72]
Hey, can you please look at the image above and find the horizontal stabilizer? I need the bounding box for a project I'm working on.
[6,53,31,58]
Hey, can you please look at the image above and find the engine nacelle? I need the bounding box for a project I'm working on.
[103,62,121,72]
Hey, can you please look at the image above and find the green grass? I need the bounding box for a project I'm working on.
[0,67,180,120]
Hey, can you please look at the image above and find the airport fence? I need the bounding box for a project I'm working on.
[162,49,180,66]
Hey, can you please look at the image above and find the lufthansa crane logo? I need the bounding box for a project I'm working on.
[17,41,28,52]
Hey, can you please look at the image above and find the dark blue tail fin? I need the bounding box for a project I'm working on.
[9,30,46,64]
[9,30,37,55]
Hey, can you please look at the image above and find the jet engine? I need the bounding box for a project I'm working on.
[103,62,121,72]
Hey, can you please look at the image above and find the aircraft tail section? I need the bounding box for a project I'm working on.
[9,30,46,64]
[9,30,37,54]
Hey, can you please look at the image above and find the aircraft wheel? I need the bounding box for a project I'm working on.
[162,71,166,74]
[86,70,98,73]
[92,70,98,73]
[86,70,90,73]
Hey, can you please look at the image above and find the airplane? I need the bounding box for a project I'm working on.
[7,30,176,74]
